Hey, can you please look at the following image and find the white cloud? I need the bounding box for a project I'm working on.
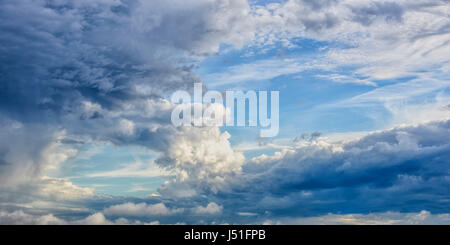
[0,210,161,225]
[103,202,183,217]
[73,213,160,225]
[86,160,170,178]
[0,210,67,225]
[204,58,311,87]
[197,119,450,222]
[315,74,377,87]
[156,126,245,197]
[118,119,136,136]
[0,122,94,204]
[36,177,95,200]
[264,210,450,225]
[193,202,223,215]
[75,213,113,225]
[321,78,450,127]
[4,209,449,225]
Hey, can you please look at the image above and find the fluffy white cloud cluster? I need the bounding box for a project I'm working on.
[157,126,245,197]
[264,210,450,225]
[215,119,450,219]
[0,0,254,207]
[203,0,450,88]
[0,210,161,225]
[103,202,183,217]
[74,212,161,225]
[0,119,94,205]
[2,208,449,225]
[0,210,67,225]
[193,202,223,215]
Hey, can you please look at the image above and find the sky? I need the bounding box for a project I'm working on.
[0,0,450,224]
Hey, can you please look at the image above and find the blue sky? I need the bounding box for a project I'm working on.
[0,0,450,224]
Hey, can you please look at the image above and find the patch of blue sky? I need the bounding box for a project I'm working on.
[201,36,444,145]
[251,0,287,6]
[70,177,164,198]
[53,143,165,197]
[57,143,156,176]
[60,34,446,197]
[196,37,334,90]
[221,70,387,154]
[204,39,390,144]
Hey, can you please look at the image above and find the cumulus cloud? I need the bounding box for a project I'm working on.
[264,210,450,225]
[35,177,95,200]
[103,202,183,217]
[73,212,160,225]
[3,209,449,225]
[157,126,245,197]
[78,119,450,224]
[0,210,161,225]
[216,120,450,218]
[0,210,66,225]
[0,0,254,203]
[0,120,63,187]
[0,0,253,211]
[193,202,223,215]
[0,119,94,205]
[135,119,449,223]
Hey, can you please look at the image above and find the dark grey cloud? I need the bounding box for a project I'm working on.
[157,120,450,222]
[0,0,253,213]
[0,0,194,120]
[0,0,252,178]
[351,2,404,26]
[59,120,448,224]
[0,0,251,122]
